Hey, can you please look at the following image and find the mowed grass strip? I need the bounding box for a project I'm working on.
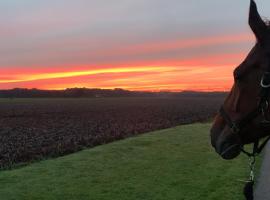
[0,123,254,200]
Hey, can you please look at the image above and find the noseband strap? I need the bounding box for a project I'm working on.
[219,106,260,135]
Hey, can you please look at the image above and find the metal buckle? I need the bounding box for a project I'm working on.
[261,100,269,116]
[231,123,240,134]
[261,100,270,126]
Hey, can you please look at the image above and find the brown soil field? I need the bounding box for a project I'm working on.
[0,97,223,168]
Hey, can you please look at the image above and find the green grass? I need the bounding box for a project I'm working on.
[0,123,259,200]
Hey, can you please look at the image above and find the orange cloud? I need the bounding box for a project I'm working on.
[0,33,252,91]
[0,63,234,92]
[0,66,176,84]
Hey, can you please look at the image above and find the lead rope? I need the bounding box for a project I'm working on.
[243,155,256,200]
[242,136,270,200]
[242,142,257,200]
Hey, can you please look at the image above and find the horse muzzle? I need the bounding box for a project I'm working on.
[211,126,242,160]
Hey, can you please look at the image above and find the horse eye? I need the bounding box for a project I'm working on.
[235,76,241,81]
[234,74,241,82]
[233,69,243,82]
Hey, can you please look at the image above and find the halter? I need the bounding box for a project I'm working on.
[219,71,270,156]
[219,71,270,200]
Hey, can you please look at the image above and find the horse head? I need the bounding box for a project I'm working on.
[211,0,270,160]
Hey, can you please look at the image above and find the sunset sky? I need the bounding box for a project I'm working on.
[1,0,270,91]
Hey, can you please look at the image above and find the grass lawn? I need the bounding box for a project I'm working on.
[0,123,258,200]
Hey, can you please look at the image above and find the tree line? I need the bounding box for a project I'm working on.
[0,88,227,98]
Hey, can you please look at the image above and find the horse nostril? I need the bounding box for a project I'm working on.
[219,143,241,160]
[212,124,242,160]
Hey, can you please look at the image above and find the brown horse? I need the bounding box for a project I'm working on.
[211,0,270,160]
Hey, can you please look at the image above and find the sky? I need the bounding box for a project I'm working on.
[1,0,270,91]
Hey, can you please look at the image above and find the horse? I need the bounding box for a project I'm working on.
[210,0,270,160]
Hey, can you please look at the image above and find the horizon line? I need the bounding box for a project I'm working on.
[0,87,229,93]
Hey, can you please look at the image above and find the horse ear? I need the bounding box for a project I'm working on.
[249,0,267,43]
